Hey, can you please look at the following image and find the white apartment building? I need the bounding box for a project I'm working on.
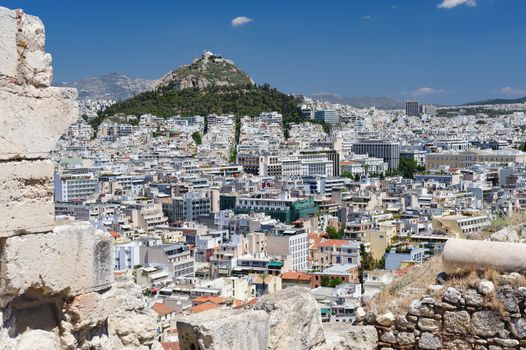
[124,201,168,232]
[267,229,308,271]
[54,172,99,202]
[114,242,141,271]
[258,111,283,124]
[172,191,211,222]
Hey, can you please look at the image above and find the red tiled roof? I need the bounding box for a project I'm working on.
[318,239,348,247]
[191,302,220,313]
[281,271,311,281]
[232,298,258,309]
[152,303,176,317]
[192,296,227,305]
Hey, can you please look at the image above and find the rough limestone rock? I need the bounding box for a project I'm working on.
[490,225,522,242]
[496,285,520,313]
[0,222,113,306]
[472,311,504,337]
[177,308,270,350]
[106,276,158,348]
[443,287,462,304]
[254,287,326,350]
[0,159,54,235]
[322,324,378,350]
[0,7,17,77]
[176,287,327,350]
[376,312,395,327]
[444,311,471,334]
[418,332,442,349]
[0,84,78,160]
[478,280,495,295]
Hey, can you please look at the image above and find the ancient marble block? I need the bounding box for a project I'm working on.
[177,308,270,350]
[0,7,17,78]
[0,85,78,160]
[0,222,113,306]
[0,159,54,236]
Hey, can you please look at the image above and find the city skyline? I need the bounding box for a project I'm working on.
[3,0,526,104]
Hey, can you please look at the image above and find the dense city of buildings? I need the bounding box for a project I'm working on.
[53,96,526,342]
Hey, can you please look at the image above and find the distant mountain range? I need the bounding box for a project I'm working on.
[464,96,526,106]
[55,73,156,101]
[310,93,405,109]
[57,72,526,108]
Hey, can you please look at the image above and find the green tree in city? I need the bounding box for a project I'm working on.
[398,157,425,179]
[326,226,344,239]
[321,276,343,288]
[191,131,202,145]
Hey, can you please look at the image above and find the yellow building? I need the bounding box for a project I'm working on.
[366,230,390,261]
[432,214,490,238]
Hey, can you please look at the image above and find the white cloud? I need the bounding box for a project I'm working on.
[438,0,476,9]
[231,16,253,27]
[409,87,445,96]
[362,15,373,20]
[500,86,526,96]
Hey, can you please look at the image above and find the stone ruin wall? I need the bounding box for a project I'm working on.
[0,6,157,350]
[364,278,526,350]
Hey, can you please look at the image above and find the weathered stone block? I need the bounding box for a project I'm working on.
[0,7,17,78]
[323,324,378,350]
[254,287,326,350]
[0,222,113,306]
[472,311,504,337]
[0,84,78,160]
[444,311,471,334]
[419,332,442,349]
[65,292,114,332]
[177,308,270,350]
[0,159,54,236]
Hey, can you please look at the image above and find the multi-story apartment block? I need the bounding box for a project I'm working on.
[405,100,419,117]
[170,191,211,222]
[432,213,491,238]
[124,200,168,233]
[353,140,401,170]
[140,244,195,278]
[54,172,99,202]
[315,109,339,125]
[233,196,319,224]
[114,242,141,271]
[267,227,308,271]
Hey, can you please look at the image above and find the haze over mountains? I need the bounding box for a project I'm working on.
[55,73,156,101]
[57,67,526,108]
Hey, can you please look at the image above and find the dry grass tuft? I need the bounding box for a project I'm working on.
[371,256,443,314]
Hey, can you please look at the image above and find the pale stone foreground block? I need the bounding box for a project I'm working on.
[0,84,78,160]
[0,7,17,78]
[177,308,270,350]
[443,238,526,274]
[0,159,54,236]
[0,222,113,306]
[254,287,326,350]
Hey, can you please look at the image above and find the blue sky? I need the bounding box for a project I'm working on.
[3,0,526,104]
